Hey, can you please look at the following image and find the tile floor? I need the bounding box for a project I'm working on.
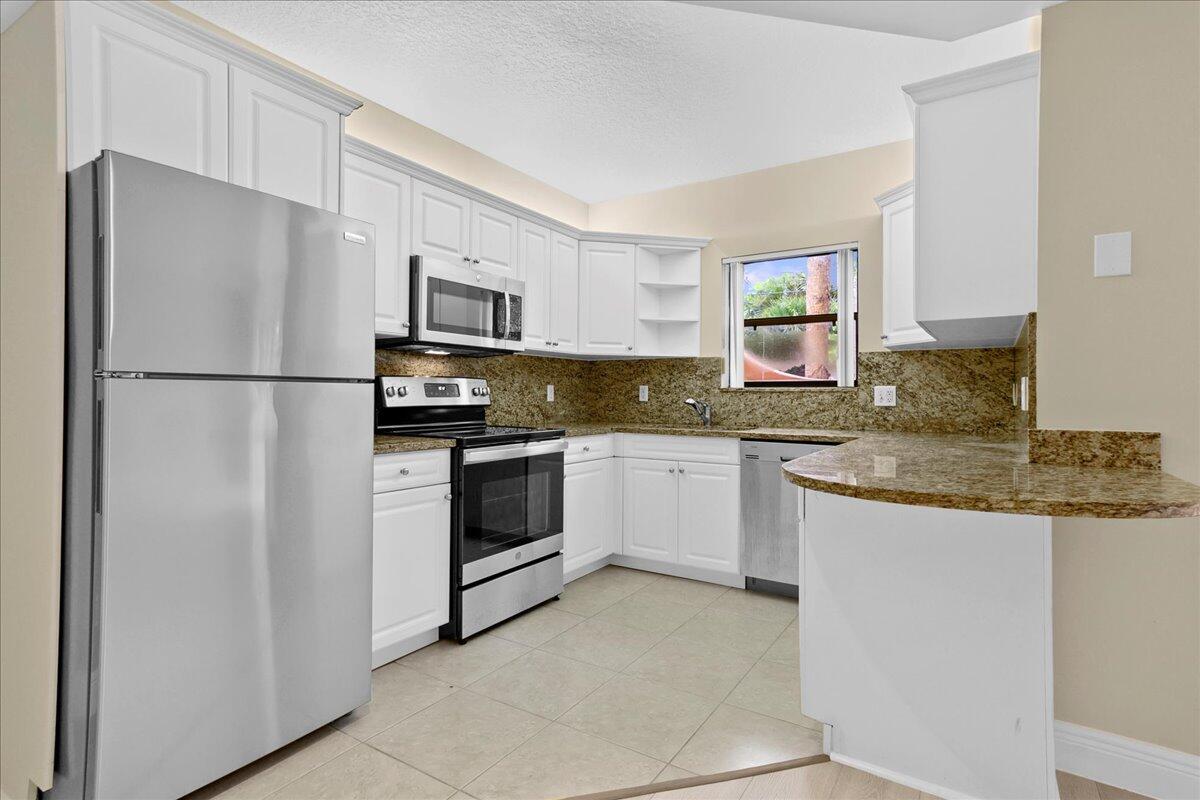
[625,764,1152,800]
[187,566,820,800]
[624,762,1147,800]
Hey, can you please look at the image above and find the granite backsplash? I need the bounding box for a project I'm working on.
[376,347,1019,435]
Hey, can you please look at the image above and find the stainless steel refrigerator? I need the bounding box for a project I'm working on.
[54,152,375,800]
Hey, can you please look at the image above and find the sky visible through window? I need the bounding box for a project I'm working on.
[743,253,840,383]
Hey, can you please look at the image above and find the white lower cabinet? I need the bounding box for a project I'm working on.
[620,454,739,575]
[371,480,451,667]
[622,458,680,562]
[677,461,740,573]
[562,458,615,575]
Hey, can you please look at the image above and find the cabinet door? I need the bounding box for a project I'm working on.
[372,483,451,660]
[879,186,934,348]
[550,233,580,353]
[563,459,614,576]
[412,180,471,263]
[579,242,636,356]
[344,154,412,336]
[229,67,340,211]
[66,1,229,175]
[519,221,552,350]
[622,458,678,563]
[471,202,521,278]
[677,461,740,574]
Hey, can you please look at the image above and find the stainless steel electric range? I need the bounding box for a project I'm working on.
[376,376,566,640]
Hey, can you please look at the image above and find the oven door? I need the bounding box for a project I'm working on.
[415,256,510,350]
[460,439,566,585]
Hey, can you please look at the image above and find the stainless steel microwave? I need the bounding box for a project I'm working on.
[377,255,524,355]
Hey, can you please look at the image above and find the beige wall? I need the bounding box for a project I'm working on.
[588,141,914,357]
[0,2,66,798]
[153,2,590,229]
[1037,0,1200,755]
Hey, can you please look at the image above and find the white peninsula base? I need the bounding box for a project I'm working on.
[800,489,1057,800]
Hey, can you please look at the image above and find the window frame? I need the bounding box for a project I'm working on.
[723,243,859,389]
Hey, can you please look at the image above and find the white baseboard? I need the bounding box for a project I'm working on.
[610,554,745,588]
[828,752,975,800]
[371,628,438,669]
[564,556,614,584]
[1055,721,1200,800]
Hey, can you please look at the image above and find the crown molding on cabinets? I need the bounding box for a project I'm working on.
[902,52,1040,105]
[89,0,362,116]
[344,136,711,249]
[873,180,914,209]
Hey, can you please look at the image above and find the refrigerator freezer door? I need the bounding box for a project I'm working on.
[97,152,373,378]
[91,377,371,800]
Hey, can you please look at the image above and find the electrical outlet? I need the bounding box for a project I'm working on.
[546,384,554,402]
[873,385,897,407]
[638,385,649,402]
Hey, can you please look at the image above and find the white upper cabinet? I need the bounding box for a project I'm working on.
[412,180,472,264]
[520,221,553,350]
[229,67,341,211]
[876,182,934,349]
[471,203,521,279]
[550,233,580,353]
[66,2,229,176]
[676,461,740,574]
[344,153,412,336]
[904,53,1039,348]
[579,242,637,356]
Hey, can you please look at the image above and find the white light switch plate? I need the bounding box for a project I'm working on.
[638,385,649,402]
[1094,231,1132,277]
[874,386,897,407]
[546,384,554,402]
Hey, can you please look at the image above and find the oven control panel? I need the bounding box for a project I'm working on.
[378,376,491,407]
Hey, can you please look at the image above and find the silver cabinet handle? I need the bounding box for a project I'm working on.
[668,467,675,473]
[399,467,410,476]
[679,466,686,473]
[582,445,591,452]
[401,321,410,328]
[444,492,453,501]
[881,334,888,340]
[472,258,480,264]
[462,255,471,262]
[626,345,633,351]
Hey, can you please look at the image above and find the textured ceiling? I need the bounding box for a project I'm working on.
[174,1,1036,202]
[674,1,1059,42]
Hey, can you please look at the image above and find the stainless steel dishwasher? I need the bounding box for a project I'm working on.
[740,439,832,596]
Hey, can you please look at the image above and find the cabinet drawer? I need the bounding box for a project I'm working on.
[373,450,451,493]
[616,434,739,465]
[565,435,614,464]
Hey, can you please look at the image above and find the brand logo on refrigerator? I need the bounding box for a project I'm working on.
[343,232,367,245]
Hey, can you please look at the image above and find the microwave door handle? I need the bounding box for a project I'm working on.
[493,291,508,341]
[501,292,511,341]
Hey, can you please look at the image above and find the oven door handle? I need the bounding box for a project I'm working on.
[462,439,568,465]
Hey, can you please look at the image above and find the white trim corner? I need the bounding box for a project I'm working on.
[1055,721,1200,800]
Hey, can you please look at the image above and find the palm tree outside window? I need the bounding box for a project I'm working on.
[724,245,858,388]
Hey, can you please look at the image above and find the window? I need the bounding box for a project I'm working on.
[724,245,858,388]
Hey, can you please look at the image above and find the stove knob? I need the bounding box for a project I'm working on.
[482,387,490,396]
[384,386,395,397]
[472,387,481,396]
[398,386,408,397]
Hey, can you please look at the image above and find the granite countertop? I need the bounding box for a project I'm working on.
[558,423,1199,519]
[373,435,455,455]
[778,431,1200,520]
[374,423,1199,519]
